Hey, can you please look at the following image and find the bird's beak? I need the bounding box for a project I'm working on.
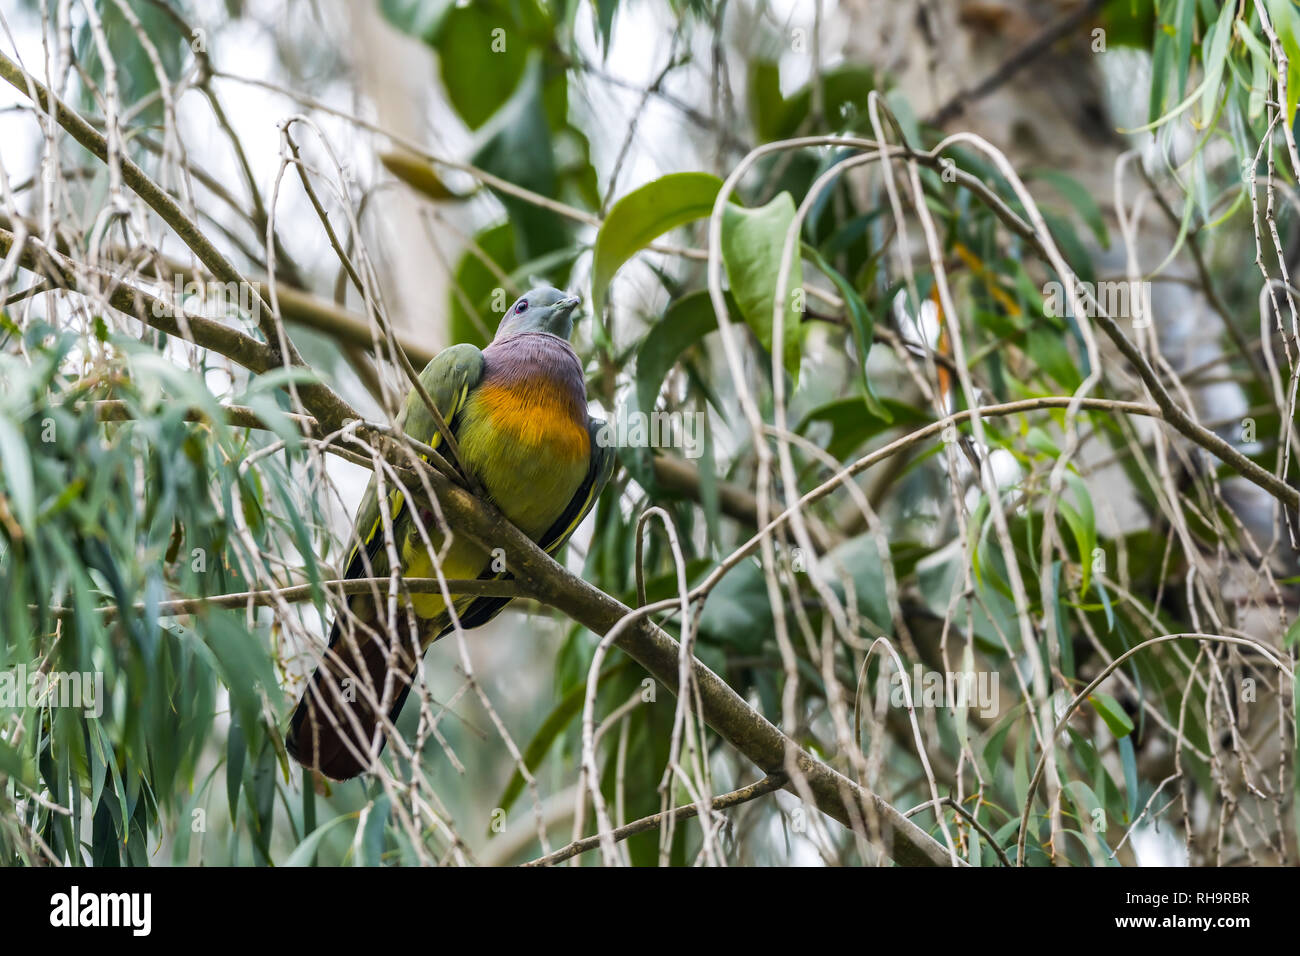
[555,295,581,316]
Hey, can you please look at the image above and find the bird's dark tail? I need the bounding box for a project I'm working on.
[285,558,518,779]
[285,605,421,781]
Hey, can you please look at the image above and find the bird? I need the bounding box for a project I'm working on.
[286,286,615,780]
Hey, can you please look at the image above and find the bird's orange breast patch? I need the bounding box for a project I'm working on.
[472,376,590,462]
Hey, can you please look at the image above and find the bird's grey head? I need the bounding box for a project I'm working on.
[494,286,581,341]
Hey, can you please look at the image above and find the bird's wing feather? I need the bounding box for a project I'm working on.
[340,343,485,583]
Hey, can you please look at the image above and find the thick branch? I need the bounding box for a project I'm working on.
[0,49,282,353]
[0,227,277,373]
[404,460,957,865]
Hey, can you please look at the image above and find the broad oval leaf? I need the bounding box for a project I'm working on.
[636,289,740,419]
[721,192,803,382]
[437,3,527,130]
[798,396,926,461]
[591,172,724,317]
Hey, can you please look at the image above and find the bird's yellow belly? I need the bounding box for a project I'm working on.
[401,534,489,621]
[398,379,589,622]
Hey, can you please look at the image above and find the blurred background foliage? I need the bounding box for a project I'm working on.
[0,0,1296,866]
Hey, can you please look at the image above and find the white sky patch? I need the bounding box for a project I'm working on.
[1130,822,1189,867]
[895,291,942,350]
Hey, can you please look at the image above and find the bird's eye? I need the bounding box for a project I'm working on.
[516,299,529,313]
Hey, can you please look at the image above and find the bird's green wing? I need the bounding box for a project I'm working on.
[340,343,485,583]
[400,343,485,460]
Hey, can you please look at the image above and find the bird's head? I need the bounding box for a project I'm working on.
[494,286,581,341]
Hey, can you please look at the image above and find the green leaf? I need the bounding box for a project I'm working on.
[248,739,277,864]
[380,150,469,201]
[636,289,735,419]
[1013,726,1030,813]
[1284,615,1300,648]
[436,3,526,129]
[1099,0,1156,49]
[803,244,890,420]
[1026,426,1061,459]
[698,559,774,651]
[1049,561,1073,679]
[593,0,617,53]
[721,193,804,382]
[1288,57,1300,132]
[747,61,877,140]
[1090,692,1135,738]
[0,413,35,531]
[379,0,454,43]
[798,397,927,460]
[226,716,245,825]
[1197,0,1236,127]
[75,1,185,128]
[1174,0,1195,100]
[826,535,894,629]
[1097,579,1116,634]
[1119,735,1139,819]
[1240,19,1276,119]
[747,60,785,141]
[471,57,567,263]
[282,813,353,867]
[1040,209,1095,284]
[242,394,303,451]
[92,722,129,845]
[356,796,391,866]
[591,172,724,318]
[981,715,1016,777]
[695,410,722,548]
[1147,5,1173,120]
[1058,472,1098,595]
[1027,320,1083,391]
[0,737,33,787]
[194,614,279,742]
